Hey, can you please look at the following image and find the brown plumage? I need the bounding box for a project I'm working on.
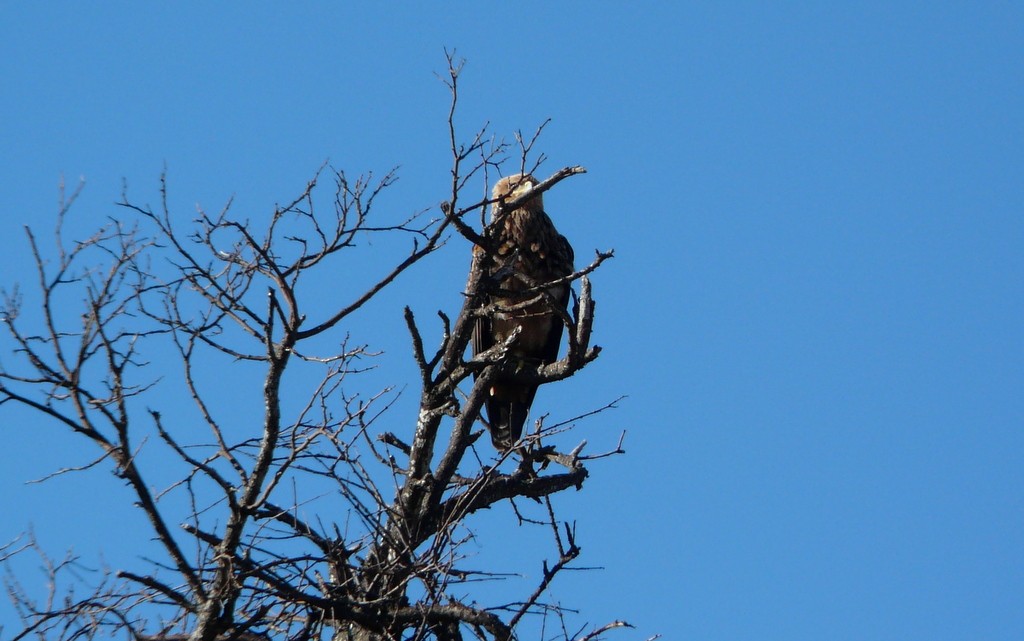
[472,174,575,450]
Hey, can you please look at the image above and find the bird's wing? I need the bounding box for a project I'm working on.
[471,312,493,363]
[539,233,575,366]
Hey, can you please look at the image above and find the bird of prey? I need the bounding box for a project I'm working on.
[472,174,575,450]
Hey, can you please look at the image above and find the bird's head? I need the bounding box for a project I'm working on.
[492,174,543,214]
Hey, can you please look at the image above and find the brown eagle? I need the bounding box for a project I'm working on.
[472,174,575,450]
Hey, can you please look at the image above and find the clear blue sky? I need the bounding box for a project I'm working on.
[1,3,1022,640]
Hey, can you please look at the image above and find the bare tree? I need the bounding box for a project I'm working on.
[0,54,630,641]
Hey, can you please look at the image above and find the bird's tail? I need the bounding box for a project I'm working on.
[485,383,537,451]
[487,400,529,451]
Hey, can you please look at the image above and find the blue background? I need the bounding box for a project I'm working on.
[1,3,1021,640]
